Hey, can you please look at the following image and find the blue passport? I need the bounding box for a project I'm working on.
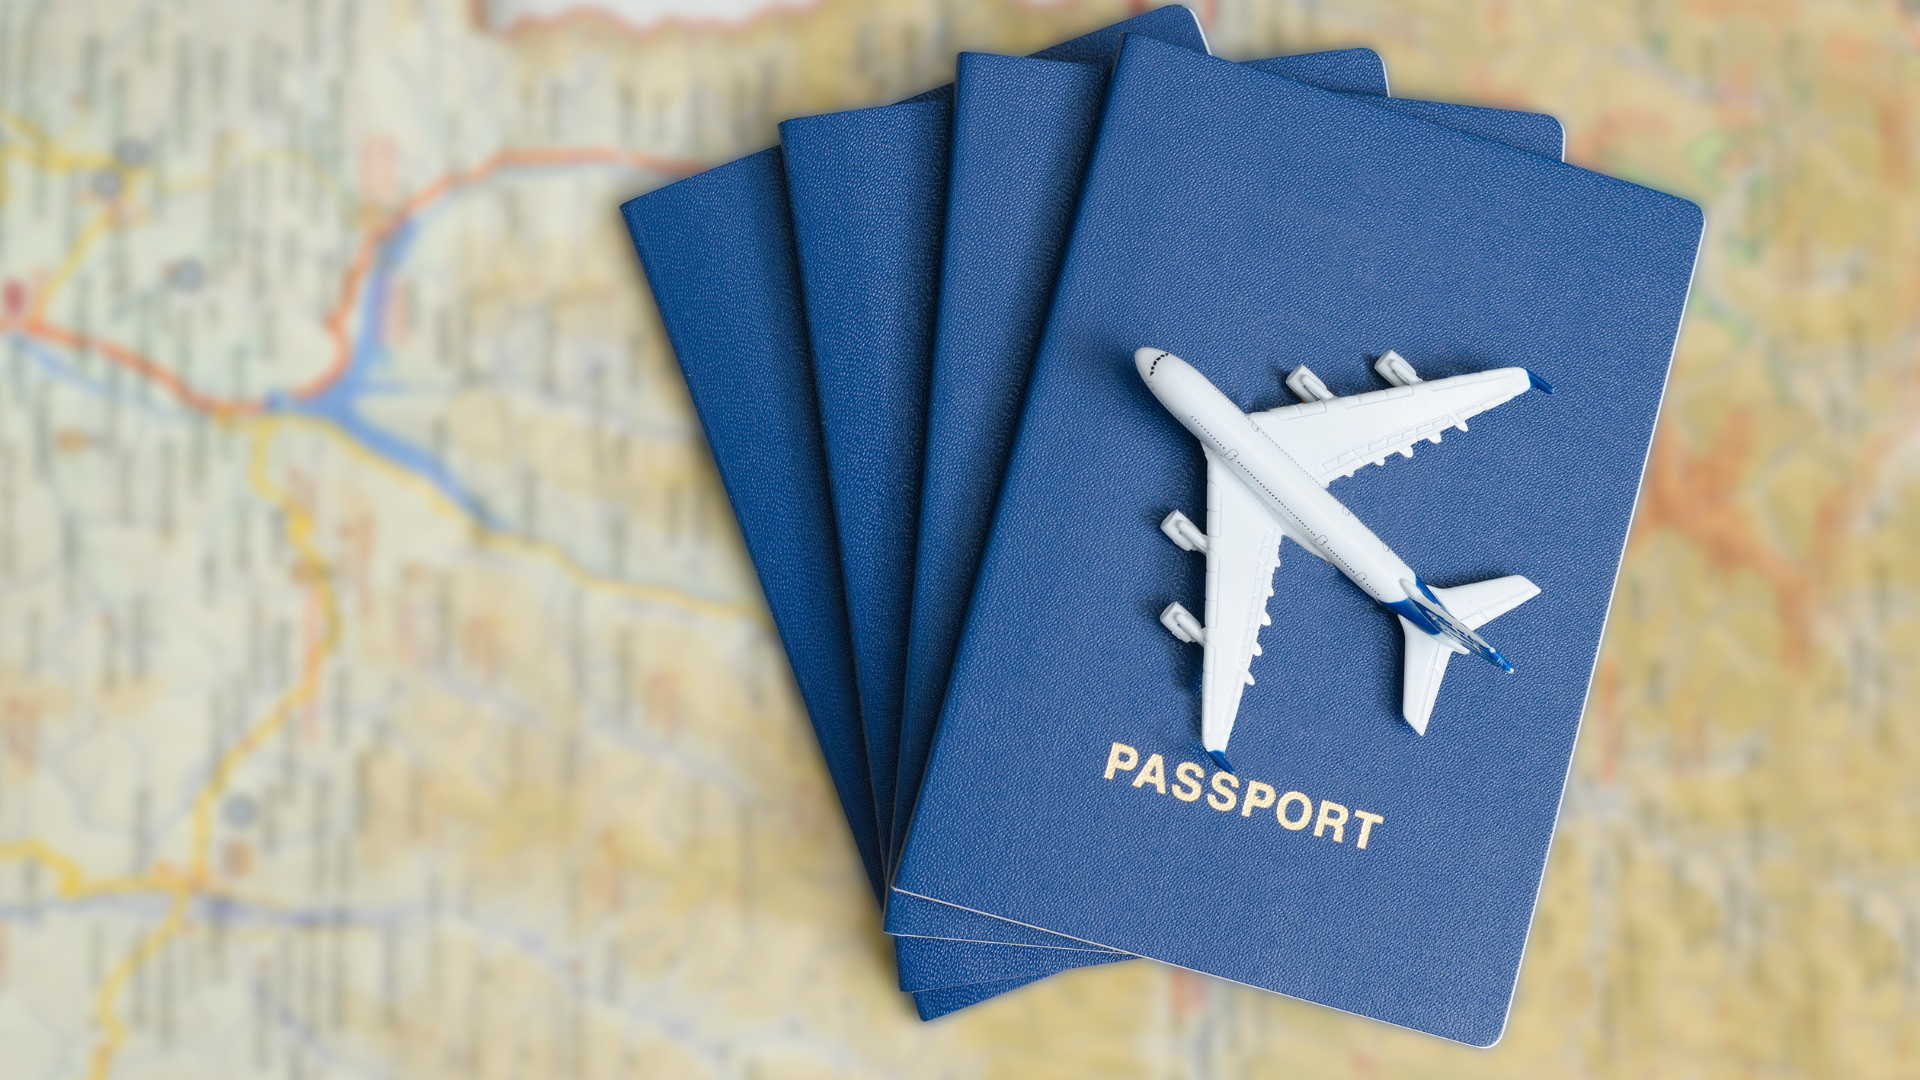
[891,34,1701,1044]
[890,53,1566,950]
[620,151,882,899]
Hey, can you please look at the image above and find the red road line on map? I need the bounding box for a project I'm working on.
[293,146,702,405]
[9,316,264,418]
[3,147,697,418]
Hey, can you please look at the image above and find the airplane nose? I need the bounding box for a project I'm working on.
[1135,347,1172,381]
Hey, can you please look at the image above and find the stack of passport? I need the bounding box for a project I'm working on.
[621,6,1700,1042]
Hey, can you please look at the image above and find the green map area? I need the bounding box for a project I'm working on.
[0,1,1914,1076]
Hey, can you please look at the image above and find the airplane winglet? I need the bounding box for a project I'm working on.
[1207,749,1234,773]
[1527,370,1554,394]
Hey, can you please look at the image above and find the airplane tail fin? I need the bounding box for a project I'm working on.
[1399,575,1540,735]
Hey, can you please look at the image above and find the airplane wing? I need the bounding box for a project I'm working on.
[1199,449,1283,759]
[1250,367,1540,486]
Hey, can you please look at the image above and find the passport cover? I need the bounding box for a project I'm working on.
[620,151,882,901]
[891,34,1702,1044]
[895,933,1124,991]
[891,51,1565,949]
[911,973,1043,1022]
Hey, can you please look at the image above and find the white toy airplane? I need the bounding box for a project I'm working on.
[1137,347,1551,769]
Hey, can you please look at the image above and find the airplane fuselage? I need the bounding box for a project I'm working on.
[1138,349,1420,609]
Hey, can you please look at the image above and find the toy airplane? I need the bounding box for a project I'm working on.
[1136,347,1550,767]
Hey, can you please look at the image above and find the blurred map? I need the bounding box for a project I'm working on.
[0,1,1914,1077]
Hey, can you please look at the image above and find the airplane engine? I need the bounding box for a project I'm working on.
[1159,509,1209,553]
[1286,364,1335,402]
[1373,350,1423,387]
[1159,601,1206,645]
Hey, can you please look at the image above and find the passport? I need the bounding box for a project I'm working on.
[890,34,1701,1043]
[620,150,882,900]
[890,51,1566,950]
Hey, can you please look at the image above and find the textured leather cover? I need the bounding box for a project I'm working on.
[780,98,953,872]
[620,150,883,902]
[890,52,1565,949]
[1360,95,1563,161]
[894,933,1125,992]
[780,8,1210,877]
[1234,47,1387,96]
[892,35,1702,1045]
[912,973,1043,1021]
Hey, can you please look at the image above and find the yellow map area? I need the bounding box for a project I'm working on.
[0,1,1913,1077]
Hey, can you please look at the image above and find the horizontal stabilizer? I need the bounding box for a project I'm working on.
[1431,575,1540,630]
[1399,575,1540,734]
[1399,617,1455,736]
